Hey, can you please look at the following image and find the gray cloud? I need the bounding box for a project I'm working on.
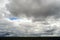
[6,0,53,17]
[0,0,60,37]
[6,0,60,22]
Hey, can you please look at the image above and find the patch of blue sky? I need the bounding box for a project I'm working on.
[9,17,19,20]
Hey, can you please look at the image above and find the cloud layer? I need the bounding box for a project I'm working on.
[0,0,60,37]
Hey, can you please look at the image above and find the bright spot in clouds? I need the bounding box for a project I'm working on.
[9,17,32,23]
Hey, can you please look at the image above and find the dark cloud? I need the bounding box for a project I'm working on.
[6,0,60,22]
[6,0,52,18]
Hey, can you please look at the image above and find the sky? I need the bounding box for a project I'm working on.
[9,17,19,20]
[0,0,60,37]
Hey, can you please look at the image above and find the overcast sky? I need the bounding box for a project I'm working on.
[0,0,60,37]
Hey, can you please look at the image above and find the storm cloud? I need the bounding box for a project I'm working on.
[6,0,60,20]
